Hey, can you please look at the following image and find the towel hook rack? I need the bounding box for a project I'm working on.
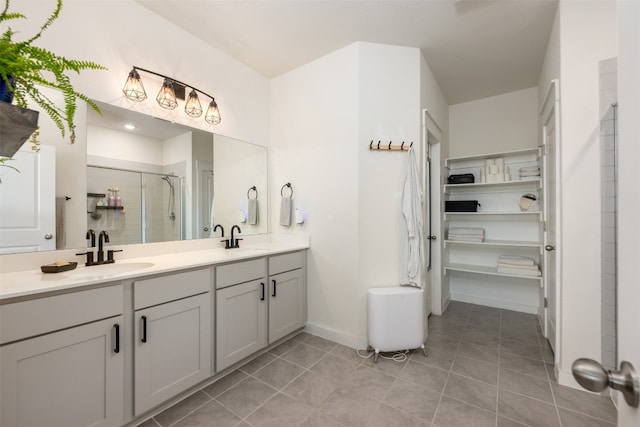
[247,186,258,200]
[368,140,413,152]
[281,182,293,198]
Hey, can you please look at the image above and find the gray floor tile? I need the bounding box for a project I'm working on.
[361,351,408,376]
[172,400,241,427]
[365,403,430,427]
[498,389,560,427]
[268,339,299,356]
[203,370,248,398]
[215,377,277,418]
[282,370,338,407]
[461,329,500,349]
[330,344,366,364]
[398,359,449,392]
[456,341,499,365]
[540,340,555,363]
[410,345,454,371]
[500,337,543,360]
[245,392,314,427]
[319,388,380,426]
[383,378,441,422]
[497,416,528,426]
[239,352,276,374]
[301,411,345,427]
[292,331,314,343]
[558,407,616,427]
[309,353,359,383]
[443,373,498,412]
[426,333,461,354]
[552,383,617,424]
[281,342,326,368]
[434,396,496,427]
[499,368,553,403]
[305,335,338,352]
[135,418,160,427]
[253,357,305,390]
[499,350,548,379]
[339,365,396,401]
[154,391,211,427]
[500,326,540,344]
[451,354,498,385]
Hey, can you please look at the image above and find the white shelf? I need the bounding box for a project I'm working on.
[444,179,541,193]
[444,239,542,249]
[444,263,543,281]
[444,211,542,221]
[445,147,541,167]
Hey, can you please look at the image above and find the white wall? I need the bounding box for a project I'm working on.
[553,0,617,387]
[449,87,539,158]
[271,42,448,347]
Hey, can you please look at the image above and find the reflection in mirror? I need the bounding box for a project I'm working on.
[86,101,268,247]
[0,101,267,254]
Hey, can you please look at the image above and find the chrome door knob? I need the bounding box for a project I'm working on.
[44,234,53,240]
[203,227,209,232]
[572,358,640,408]
[545,244,555,251]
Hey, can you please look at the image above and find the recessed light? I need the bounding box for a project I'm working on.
[124,123,136,130]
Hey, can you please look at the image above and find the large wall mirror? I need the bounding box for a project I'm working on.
[0,101,268,255]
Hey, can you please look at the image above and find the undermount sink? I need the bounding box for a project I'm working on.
[64,262,155,280]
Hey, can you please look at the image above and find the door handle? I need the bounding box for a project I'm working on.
[44,234,53,240]
[427,235,437,241]
[545,245,555,251]
[260,282,265,301]
[113,324,120,354]
[272,279,277,297]
[572,358,639,408]
[141,316,147,343]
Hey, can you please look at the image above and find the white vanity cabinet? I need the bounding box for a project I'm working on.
[0,285,125,427]
[133,268,212,416]
[268,252,306,343]
[215,258,267,371]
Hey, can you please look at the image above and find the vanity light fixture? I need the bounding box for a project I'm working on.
[122,66,221,125]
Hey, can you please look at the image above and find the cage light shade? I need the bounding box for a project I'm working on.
[205,99,221,125]
[122,68,147,102]
[184,89,203,118]
[156,79,178,110]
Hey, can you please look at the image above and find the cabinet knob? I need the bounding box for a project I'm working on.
[427,235,437,241]
[44,234,53,240]
[545,245,555,251]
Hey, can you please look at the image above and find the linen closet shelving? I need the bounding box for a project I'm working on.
[442,148,544,313]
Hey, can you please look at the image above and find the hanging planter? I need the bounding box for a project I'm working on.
[0,101,39,157]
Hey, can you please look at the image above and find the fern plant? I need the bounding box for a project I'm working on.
[0,0,106,143]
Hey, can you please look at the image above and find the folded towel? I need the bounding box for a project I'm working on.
[497,266,542,276]
[279,197,292,226]
[248,198,258,225]
[448,227,485,236]
[498,263,540,271]
[519,172,541,177]
[519,176,541,181]
[449,236,484,242]
[498,255,536,266]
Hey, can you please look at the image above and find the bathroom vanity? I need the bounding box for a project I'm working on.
[0,239,308,427]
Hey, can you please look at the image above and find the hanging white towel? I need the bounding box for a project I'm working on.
[400,148,425,288]
[279,196,292,226]
[248,198,258,225]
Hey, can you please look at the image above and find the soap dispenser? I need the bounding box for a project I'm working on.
[107,188,115,207]
[114,188,122,207]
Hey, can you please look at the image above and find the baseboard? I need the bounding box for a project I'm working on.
[450,292,538,314]
[303,322,367,350]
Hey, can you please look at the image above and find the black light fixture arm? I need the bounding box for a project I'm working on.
[131,66,216,100]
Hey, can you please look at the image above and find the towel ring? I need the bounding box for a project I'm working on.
[281,182,293,198]
[247,186,258,200]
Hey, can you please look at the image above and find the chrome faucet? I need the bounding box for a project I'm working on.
[97,230,109,263]
[230,225,242,249]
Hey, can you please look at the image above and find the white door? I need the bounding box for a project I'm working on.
[541,80,560,354]
[0,145,55,253]
[423,109,443,316]
[196,161,214,238]
[615,2,640,423]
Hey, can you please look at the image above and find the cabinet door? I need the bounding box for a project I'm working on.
[269,269,304,343]
[216,279,267,371]
[134,293,211,416]
[0,316,124,427]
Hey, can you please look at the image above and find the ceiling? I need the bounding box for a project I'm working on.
[136,0,558,105]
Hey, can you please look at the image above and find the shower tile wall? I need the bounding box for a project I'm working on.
[599,58,617,371]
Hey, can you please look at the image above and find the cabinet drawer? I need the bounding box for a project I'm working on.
[269,251,304,275]
[216,259,265,289]
[0,285,123,345]
[134,268,211,310]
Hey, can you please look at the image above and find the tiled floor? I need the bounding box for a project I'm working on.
[137,302,617,427]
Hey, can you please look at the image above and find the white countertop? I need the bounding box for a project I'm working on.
[0,235,309,301]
